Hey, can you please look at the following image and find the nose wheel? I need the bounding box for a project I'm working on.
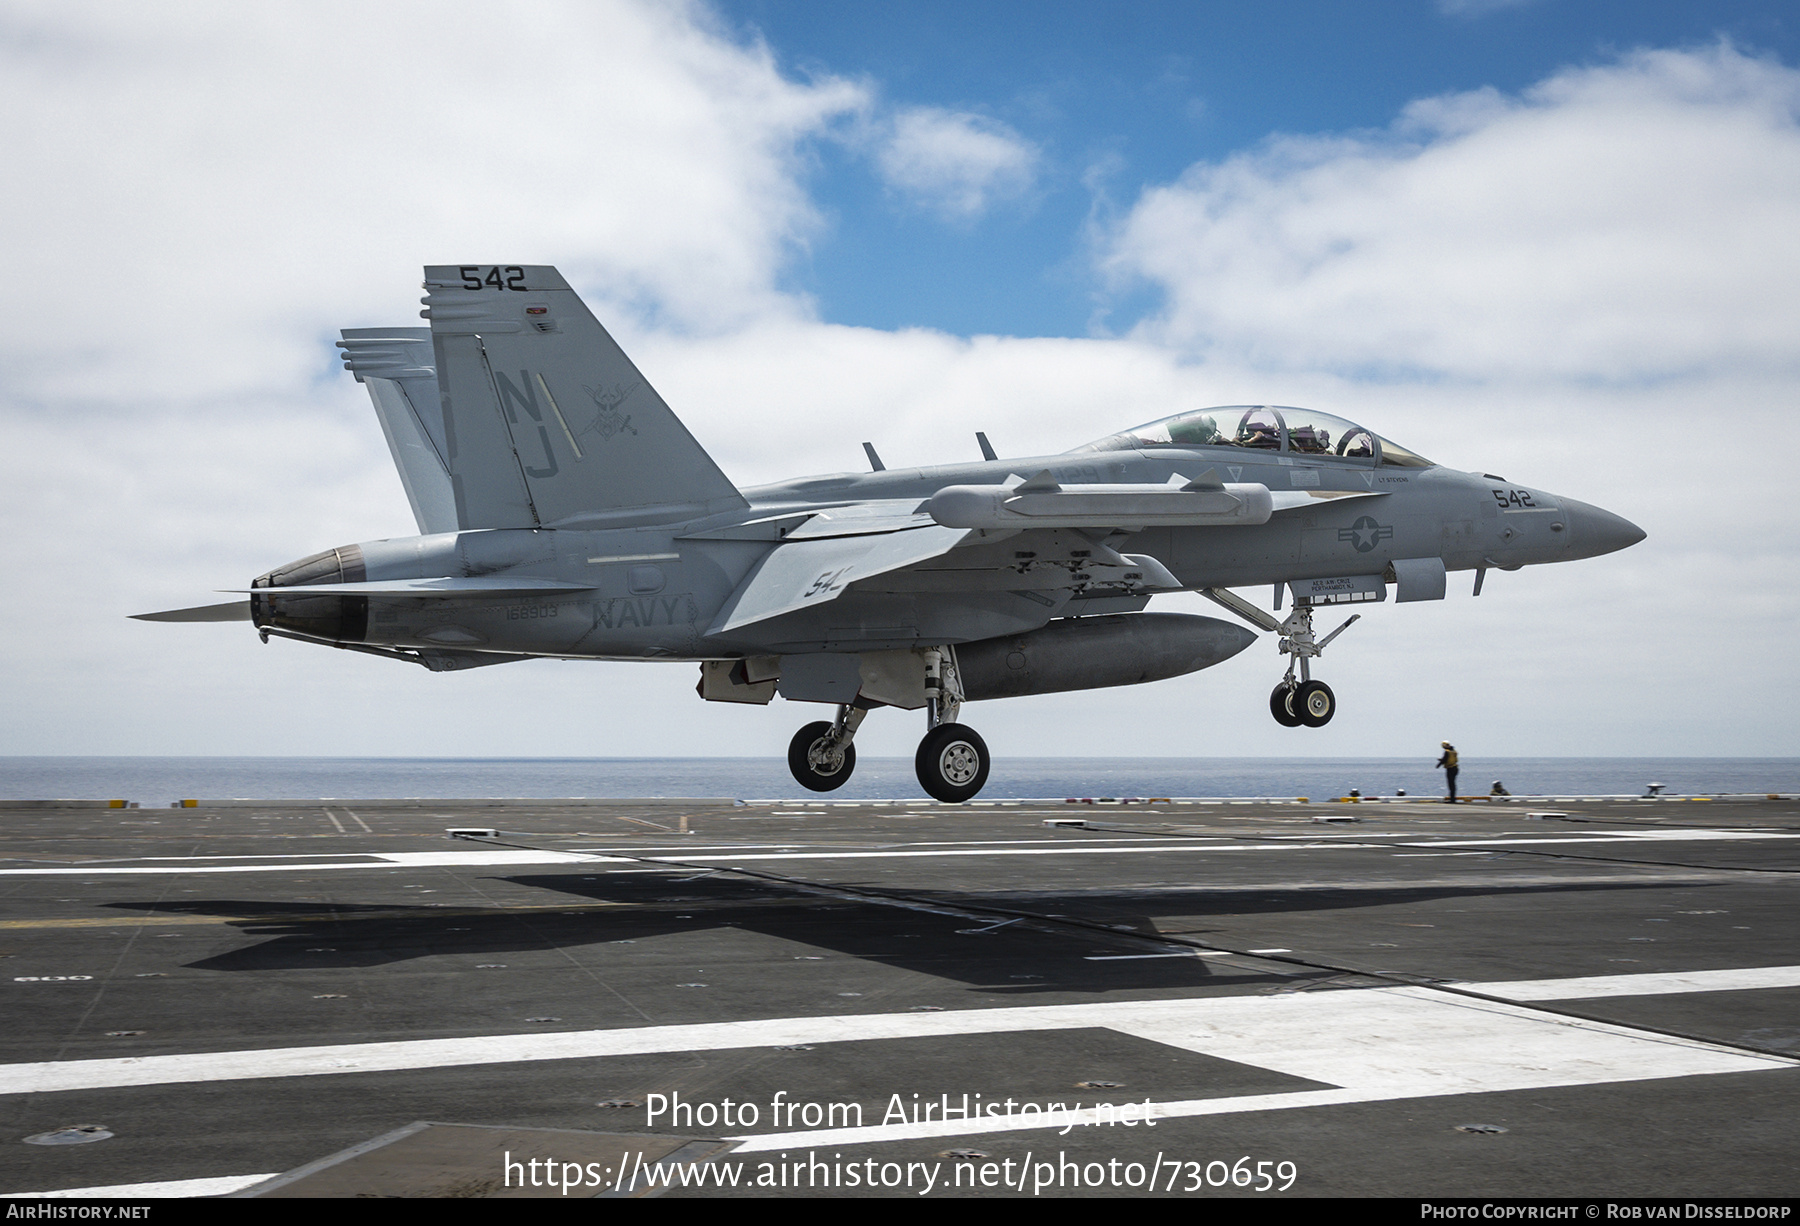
[1293,679,1335,727]
[1270,683,1303,727]
[1205,589,1357,731]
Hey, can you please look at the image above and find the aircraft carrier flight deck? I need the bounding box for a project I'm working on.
[2,793,1796,1199]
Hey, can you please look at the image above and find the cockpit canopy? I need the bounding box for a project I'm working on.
[1074,406,1434,468]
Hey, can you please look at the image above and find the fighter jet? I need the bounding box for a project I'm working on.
[135,265,1645,802]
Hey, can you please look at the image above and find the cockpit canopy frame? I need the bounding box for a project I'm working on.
[1074,405,1434,468]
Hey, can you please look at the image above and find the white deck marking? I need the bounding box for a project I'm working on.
[14,963,1799,1195]
[0,849,618,875]
[1,826,1790,876]
[1084,952,1224,960]
[5,969,1793,1124]
[1469,964,1800,1000]
[2,1174,277,1199]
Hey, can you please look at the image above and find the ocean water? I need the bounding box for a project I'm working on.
[3,757,1795,807]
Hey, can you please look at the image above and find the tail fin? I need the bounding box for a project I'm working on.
[420,264,746,529]
[337,327,458,535]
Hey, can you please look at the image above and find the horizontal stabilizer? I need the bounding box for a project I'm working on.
[131,601,252,623]
[233,577,595,597]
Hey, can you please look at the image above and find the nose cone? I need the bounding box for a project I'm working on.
[1560,498,1646,561]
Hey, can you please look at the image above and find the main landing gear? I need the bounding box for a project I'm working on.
[914,646,988,803]
[787,704,866,792]
[783,646,992,803]
[1205,588,1358,731]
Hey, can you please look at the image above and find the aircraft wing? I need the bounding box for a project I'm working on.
[706,480,1390,639]
[706,524,969,636]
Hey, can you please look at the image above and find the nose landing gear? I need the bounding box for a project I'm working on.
[1207,588,1357,730]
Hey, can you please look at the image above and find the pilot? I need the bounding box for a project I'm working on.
[1436,742,1459,803]
[1289,425,1330,454]
[1167,414,1220,446]
[1239,421,1280,449]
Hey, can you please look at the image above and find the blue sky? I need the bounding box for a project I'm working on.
[1,1,1796,761]
[716,0,1800,336]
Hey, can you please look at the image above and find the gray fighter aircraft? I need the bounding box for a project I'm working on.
[136,265,1645,801]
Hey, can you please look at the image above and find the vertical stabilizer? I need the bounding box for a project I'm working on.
[420,264,746,528]
[337,328,458,535]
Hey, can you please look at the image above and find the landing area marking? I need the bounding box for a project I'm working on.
[6,967,1795,1154]
[2,826,1793,875]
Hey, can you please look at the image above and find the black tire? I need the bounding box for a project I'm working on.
[1270,683,1303,727]
[788,721,855,791]
[1295,680,1335,727]
[915,723,990,803]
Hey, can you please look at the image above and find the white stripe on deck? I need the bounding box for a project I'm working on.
[1,826,1791,875]
[4,967,1793,1116]
[2,1174,277,1199]
[1466,964,1800,1000]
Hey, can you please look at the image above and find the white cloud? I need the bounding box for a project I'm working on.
[873,106,1038,221]
[1436,0,1542,18]
[1104,44,1800,384]
[0,0,866,405]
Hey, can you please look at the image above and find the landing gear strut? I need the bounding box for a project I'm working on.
[1206,589,1358,730]
[914,646,989,803]
[1272,603,1353,728]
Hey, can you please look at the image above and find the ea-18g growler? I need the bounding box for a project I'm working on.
[136,265,1645,801]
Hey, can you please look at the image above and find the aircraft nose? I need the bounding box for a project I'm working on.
[1560,498,1646,560]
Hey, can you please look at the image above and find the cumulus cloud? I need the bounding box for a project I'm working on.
[873,106,1038,220]
[1104,44,1800,384]
[0,0,866,404]
[0,0,869,755]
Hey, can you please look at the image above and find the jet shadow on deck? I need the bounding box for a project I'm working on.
[101,872,1689,994]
